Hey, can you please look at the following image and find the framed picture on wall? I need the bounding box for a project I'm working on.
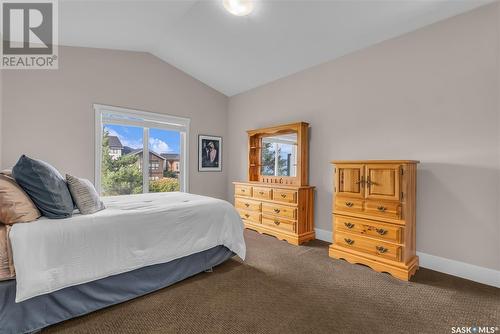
[198,135,222,172]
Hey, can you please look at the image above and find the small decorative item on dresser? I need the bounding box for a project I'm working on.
[198,135,222,171]
[329,160,419,281]
[233,122,315,245]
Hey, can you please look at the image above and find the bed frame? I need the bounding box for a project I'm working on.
[0,246,234,334]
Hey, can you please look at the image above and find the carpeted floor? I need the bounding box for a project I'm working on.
[45,230,500,334]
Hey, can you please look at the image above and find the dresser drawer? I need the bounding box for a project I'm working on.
[364,200,401,219]
[272,189,297,204]
[262,216,296,233]
[252,187,272,200]
[334,215,402,243]
[335,231,401,262]
[235,198,261,211]
[335,197,364,213]
[262,202,296,219]
[235,185,252,197]
[238,209,261,223]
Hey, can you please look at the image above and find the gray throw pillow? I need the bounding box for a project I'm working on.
[12,155,74,219]
[66,174,105,215]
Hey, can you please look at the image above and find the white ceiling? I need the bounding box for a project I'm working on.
[60,0,492,96]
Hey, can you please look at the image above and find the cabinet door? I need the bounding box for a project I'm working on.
[365,164,401,201]
[335,164,365,198]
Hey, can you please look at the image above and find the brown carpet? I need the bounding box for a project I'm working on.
[45,230,500,334]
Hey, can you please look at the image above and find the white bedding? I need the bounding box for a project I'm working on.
[9,192,246,302]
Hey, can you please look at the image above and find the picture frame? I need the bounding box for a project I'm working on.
[198,135,222,172]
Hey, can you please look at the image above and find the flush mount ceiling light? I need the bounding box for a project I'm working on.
[223,0,254,16]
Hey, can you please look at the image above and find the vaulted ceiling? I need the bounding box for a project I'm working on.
[60,0,492,96]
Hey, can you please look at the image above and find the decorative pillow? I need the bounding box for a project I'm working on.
[12,155,74,219]
[66,174,105,215]
[0,225,15,281]
[0,175,41,225]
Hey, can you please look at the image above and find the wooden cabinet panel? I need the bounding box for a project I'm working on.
[262,216,296,233]
[334,231,401,262]
[235,198,261,211]
[237,209,261,223]
[335,164,365,198]
[334,197,364,213]
[252,187,272,200]
[364,200,401,220]
[262,202,297,219]
[334,215,402,243]
[365,164,401,201]
[272,189,297,204]
[235,185,252,197]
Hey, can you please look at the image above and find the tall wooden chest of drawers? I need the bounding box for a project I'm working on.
[233,182,315,245]
[329,160,419,280]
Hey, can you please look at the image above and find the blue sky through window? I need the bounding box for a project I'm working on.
[104,124,180,154]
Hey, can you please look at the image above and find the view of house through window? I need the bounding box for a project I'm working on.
[97,106,187,196]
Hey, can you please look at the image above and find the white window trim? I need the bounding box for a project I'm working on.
[94,104,190,194]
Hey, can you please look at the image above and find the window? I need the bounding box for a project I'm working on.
[94,104,189,195]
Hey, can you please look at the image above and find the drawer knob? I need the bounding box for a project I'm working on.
[241,189,245,192]
[344,222,355,229]
[259,191,264,195]
[281,193,287,198]
[244,214,250,218]
[345,202,354,208]
[344,238,354,245]
[274,220,280,226]
[244,203,250,207]
[377,206,387,212]
[274,208,281,213]
[376,246,388,254]
[375,228,387,235]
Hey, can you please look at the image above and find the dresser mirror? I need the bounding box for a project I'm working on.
[247,122,309,186]
[261,133,298,177]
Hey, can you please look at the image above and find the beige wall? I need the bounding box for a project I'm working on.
[1,46,229,200]
[227,4,500,270]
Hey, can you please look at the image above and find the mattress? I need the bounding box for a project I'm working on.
[0,245,234,334]
[9,192,246,302]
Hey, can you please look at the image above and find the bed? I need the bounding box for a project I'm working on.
[0,192,246,334]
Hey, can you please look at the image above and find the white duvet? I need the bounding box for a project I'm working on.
[9,192,246,302]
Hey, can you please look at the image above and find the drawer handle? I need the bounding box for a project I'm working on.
[376,246,388,254]
[274,208,281,213]
[259,191,264,195]
[375,228,388,235]
[244,214,250,218]
[274,220,280,226]
[281,193,287,198]
[241,189,245,192]
[377,206,387,212]
[345,202,354,208]
[244,203,250,207]
[344,222,355,229]
[344,238,354,245]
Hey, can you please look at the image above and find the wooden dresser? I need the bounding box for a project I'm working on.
[329,160,419,280]
[233,122,315,245]
[233,182,315,245]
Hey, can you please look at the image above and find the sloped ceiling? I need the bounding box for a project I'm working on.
[60,0,493,96]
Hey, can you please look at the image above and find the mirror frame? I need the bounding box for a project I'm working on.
[247,122,309,186]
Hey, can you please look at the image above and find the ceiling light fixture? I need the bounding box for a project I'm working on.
[223,0,254,16]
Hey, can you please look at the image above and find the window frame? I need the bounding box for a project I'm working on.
[94,104,190,195]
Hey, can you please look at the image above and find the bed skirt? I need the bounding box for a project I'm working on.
[0,246,234,334]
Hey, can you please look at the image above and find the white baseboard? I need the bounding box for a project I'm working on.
[314,228,500,288]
